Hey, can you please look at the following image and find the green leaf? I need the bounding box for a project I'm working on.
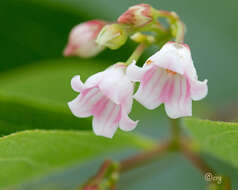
[0,59,107,136]
[0,0,133,72]
[0,129,155,189]
[0,0,94,71]
[184,117,238,168]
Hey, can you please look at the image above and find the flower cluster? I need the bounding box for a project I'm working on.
[64,4,157,57]
[68,42,207,138]
[64,4,208,138]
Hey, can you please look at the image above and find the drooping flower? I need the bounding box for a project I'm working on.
[127,42,208,119]
[64,20,107,58]
[96,24,128,50]
[68,63,138,138]
[117,4,156,28]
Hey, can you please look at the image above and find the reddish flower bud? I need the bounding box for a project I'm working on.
[64,20,107,58]
[117,4,155,27]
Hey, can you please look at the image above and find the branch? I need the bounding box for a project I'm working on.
[180,140,231,190]
[180,140,214,175]
[120,140,171,173]
[80,141,171,190]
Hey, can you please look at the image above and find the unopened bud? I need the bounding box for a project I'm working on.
[64,20,107,58]
[118,4,156,28]
[130,32,155,44]
[96,24,128,50]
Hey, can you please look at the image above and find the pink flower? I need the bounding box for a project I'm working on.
[64,20,107,58]
[127,42,208,119]
[117,4,155,28]
[68,63,138,138]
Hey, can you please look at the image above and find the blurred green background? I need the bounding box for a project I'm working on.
[0,0,238,189]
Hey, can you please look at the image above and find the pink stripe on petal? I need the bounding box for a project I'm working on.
[80,88,91,98]
[103,104,121,136]
[104,103,117,124]
[92,101,120,138]
[142,67,157,87]
[114,106,122,123]
[134,68,164,109]
[159,80,170,101]
[80,88,98,105]
[141,69,165,109]
[141,69,162,99]
[178,77,183,103]
[150,69,164,94]
[177,76,188,108]
[164,75,192,119]
[91,96,109,117]
[68,88,103,118]
[180,77,187,104]
[101,102,118,135]
[168,78,175,101]
[185,77,191,100]
[159,77,174,103]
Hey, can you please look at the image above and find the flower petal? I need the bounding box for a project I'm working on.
[134,67,168,109]
[126,60,148,82]
[158,74,175,103]
[68,88,102,118]
[164,75,192,118]
[99,66,133,104]
[92,100,121,138]
[71,75,83,92]
[121,95,133,114]
[165,99,192,119]
[84,71,104,89]
[120,94,135,132]
[119,111,138,131]
[146,42,197,79]
[190,79,208,101]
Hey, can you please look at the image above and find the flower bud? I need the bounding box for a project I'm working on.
[96,24,128,50]
[63,20,107,58]
[117,4,156,28]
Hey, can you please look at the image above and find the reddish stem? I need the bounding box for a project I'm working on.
[180,141,214,175]
[120,141,171,172]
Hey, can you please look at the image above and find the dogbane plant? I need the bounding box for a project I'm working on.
[64,4,229,190]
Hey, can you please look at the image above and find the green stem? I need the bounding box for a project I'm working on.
[169,118,181,146]
[175,20,185,43]
[125,43,147,65]
[156,10,185,43]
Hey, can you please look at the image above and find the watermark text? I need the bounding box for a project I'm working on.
[204,172,222,184]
